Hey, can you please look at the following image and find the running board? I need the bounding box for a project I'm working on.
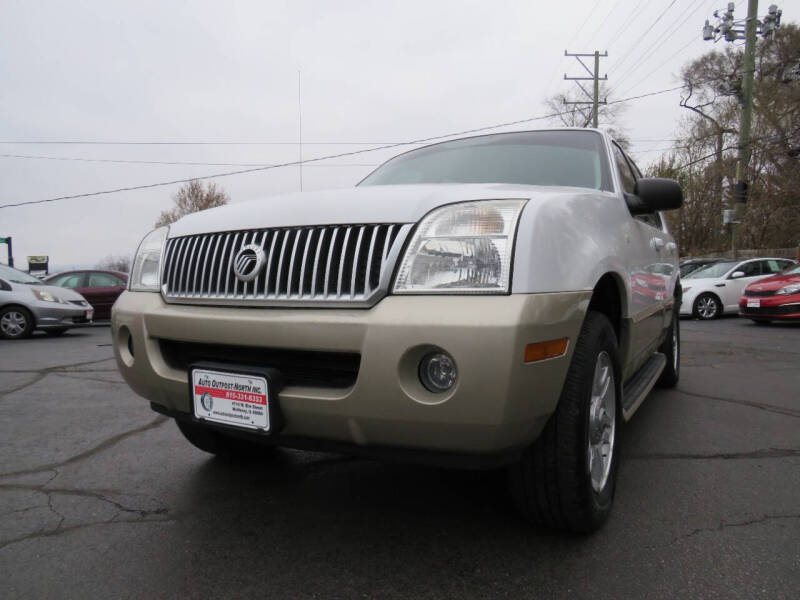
[621,353,666,421]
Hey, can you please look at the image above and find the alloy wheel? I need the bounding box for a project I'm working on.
[588,350,616,493]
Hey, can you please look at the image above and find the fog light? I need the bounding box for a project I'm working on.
[419,352,457,393]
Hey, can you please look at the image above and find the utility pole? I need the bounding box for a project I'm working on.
[564,50,608,127]
[702,2,782,257]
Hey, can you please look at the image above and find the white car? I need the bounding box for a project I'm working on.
[680,257,795,319]
[112,128,684,532]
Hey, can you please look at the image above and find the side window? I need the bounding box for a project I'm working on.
[739,262,762,277]
[612,144,636,194]
[88,272,123,287]
[52,274,84,288]
[614,144,663,230]
[775,260,794,273]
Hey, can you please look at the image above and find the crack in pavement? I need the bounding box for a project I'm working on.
[647,513,800,549]
[0,416,168,479]
[676,388,800,418]
[626,448,800,461]
[0,513,178,552]
[52,372,127,386]
[0,357,118,399]
[0,480,174,552]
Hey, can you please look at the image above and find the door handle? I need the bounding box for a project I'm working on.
[715,283,726,287]
[650,238,665,251]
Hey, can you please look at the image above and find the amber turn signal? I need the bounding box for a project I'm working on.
[524,338,569,363]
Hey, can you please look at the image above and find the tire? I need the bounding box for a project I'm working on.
[0,306,35,340]
[508,311,621,533]
[693,293,721,320]
[656,308,680,388]
[175,419,277,461]
[45,328,69,337]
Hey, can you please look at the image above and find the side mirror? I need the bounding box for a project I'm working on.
[0,278,10,292]
[626,178,683,215]
[730,271,745,279]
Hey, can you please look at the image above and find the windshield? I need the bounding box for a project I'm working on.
[685,261,738,279]
[782,263,800,275]
[359,130,612,190]
[0,264,42,284]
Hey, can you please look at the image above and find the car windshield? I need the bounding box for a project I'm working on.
[685,260,738,279]
[359,130,611,190]
[781,263,800,275]
[0,263,42,284]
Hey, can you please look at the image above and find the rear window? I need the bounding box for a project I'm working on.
[685,261,738,279]
[360,130,612,191]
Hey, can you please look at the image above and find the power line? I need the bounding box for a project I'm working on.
[613,0,712,94]
[0,140,429,146]
[0,153,379,168]
[0,85,687,210]
[608,0,680,79]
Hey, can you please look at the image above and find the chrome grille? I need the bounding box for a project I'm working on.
[161,223,411,307]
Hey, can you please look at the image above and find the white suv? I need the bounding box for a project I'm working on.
[112,129,683,532]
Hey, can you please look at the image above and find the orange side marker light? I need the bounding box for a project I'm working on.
[524,338,569,363]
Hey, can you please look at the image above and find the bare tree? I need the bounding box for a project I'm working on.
[96,254,131,273]
[543,83,630,148]
[155,180,230,227]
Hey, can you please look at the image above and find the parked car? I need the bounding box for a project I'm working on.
[0,264,94,339]
[680,257,795,319]
[739,262,800,323]
[112,128,684,532]
[43,270,127,320]
[679,258,720,279]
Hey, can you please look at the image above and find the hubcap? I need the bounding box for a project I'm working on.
[697,296,717,319]
[588,351,616,493]
[1,311,27,337]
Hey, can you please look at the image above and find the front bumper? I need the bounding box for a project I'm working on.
[111,291,589,458]
[739,296,800,320]
[31,302,94,329]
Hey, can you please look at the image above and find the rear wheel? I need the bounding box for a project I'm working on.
[693,293,721,320]
[175,419,277,460]
[508,311,621,533]
[0,306,35,340]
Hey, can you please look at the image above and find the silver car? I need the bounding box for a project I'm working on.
[0,264,94,339]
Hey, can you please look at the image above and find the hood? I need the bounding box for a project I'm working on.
[21,283,88,303]
[167,183,594,237]
[746,272,800,291]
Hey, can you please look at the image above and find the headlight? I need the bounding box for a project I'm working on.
[130,226,168,292]
[33,289,64,303]
[776,283,800,295]
[393,200,527,294]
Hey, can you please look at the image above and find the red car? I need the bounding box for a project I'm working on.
[43,270,128,321]
[739,262,800,323]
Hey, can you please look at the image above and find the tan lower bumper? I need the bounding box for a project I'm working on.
[111,291,590,454]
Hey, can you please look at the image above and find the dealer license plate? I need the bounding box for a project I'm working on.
[191,368,270,432]
[747,298,760,308]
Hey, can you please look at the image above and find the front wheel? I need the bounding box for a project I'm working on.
[508,311,621,533]
[0,306,35,339]
[656,309,680,388]
[693,293,721,320]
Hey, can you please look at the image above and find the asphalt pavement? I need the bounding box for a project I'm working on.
[1,317,798,599]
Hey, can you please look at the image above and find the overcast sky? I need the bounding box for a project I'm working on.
[1,0,737,269]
